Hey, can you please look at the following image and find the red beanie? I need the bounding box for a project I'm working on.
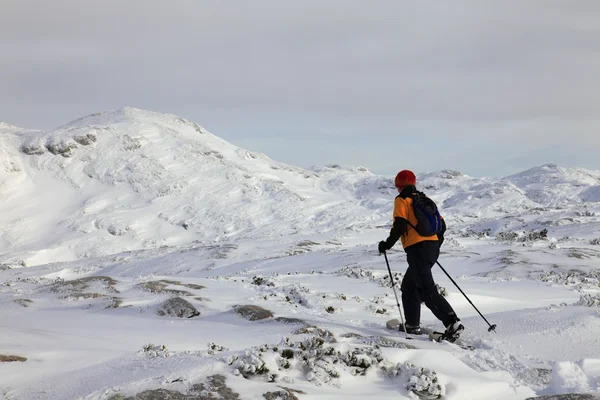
[394,170,416,189]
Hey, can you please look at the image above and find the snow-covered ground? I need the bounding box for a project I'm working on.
[1,108,600,399]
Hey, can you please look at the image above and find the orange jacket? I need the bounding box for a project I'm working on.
[392,194,441,249]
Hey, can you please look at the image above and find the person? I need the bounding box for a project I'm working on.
[378,170,464,341]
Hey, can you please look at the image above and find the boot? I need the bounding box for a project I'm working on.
[399,323,423,335]
[443,320,464,343]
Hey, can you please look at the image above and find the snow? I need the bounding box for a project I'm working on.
[1,107,600,399]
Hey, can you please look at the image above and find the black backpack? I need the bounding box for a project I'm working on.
[405,192,443,236]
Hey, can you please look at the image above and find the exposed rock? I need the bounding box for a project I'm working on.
[138,344,169,358]
[263,387,304,400]
[292,326,336,343]
[384,362,444,400]
[157,297,200,318]
[21,144,46,155]
[207,342,229,355]
[75,292,104,299]
[54,276,118,290]
[105,297,123,308]
[73,133,97,145]
[274,317,309,326]
[46,139,78,157]
[14,299,33,307]
[181,283,205,290]
[340,332,364,339]
[121,134,143,151]
[118,389,186,400]
[229,335,395,386]
[297,240,320,247]
[51,276,119,300]
[190,374,240,399]
[108,225,128,236]
[357,336,417,350]
[576,293,600,307]
[0,355,27,362]
[140,280,204,297]
[251,276,275,287]
[234,305,274,321]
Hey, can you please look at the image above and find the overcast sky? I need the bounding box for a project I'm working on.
[1,1,599,177]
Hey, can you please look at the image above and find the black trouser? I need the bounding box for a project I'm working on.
[400,240,457,327]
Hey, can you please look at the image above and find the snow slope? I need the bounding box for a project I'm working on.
[1,108,600,399]
[2,109,600,266]
[1,108,389,266]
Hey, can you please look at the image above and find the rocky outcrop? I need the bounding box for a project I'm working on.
[157,297,200,318]
[234,305,274,321]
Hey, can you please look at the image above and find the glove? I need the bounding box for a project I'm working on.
[378,240,390,254]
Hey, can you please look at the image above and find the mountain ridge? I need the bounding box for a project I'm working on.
[1,107,599,266]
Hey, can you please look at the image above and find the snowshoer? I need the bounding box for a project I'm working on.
[378,170,464,341]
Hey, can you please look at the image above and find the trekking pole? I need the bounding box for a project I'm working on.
[436,261,497,333]
[383,251,409,339]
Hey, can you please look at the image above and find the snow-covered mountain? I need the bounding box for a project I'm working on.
[2,108,600,400]
[1,107,600,267]
[0,108,386,266]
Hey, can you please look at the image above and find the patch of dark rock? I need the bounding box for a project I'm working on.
[0,355,27,362]
[202,150,224,159]
[340,332,364,339]
[55,276,118,290]
[105,297,123,308]
[567,250,587,259]
[280,349,295,359]
[234,305,274,321]
[46,141,78,157]
[140,281,189,295]
[74,292,105,299]
[197,244,237,259]
[51,276,119,300]
[360,336,416,350]
[21,144,47,155]
[157,297,200,318]
[108,225,128,236]
[121,135,143,151]
[73,133,97,145]
[189,374,240,399]
[182,283,205,290]
[292,326,337,343]
[252,276,275,287]
[140,280,204,296]
[297,240,320,247]
[263,387,305,400]
[14,299,33,307]
[274,317,309,326]
[157,280,205,290]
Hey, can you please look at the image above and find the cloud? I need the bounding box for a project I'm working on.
[1,0,599,176]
